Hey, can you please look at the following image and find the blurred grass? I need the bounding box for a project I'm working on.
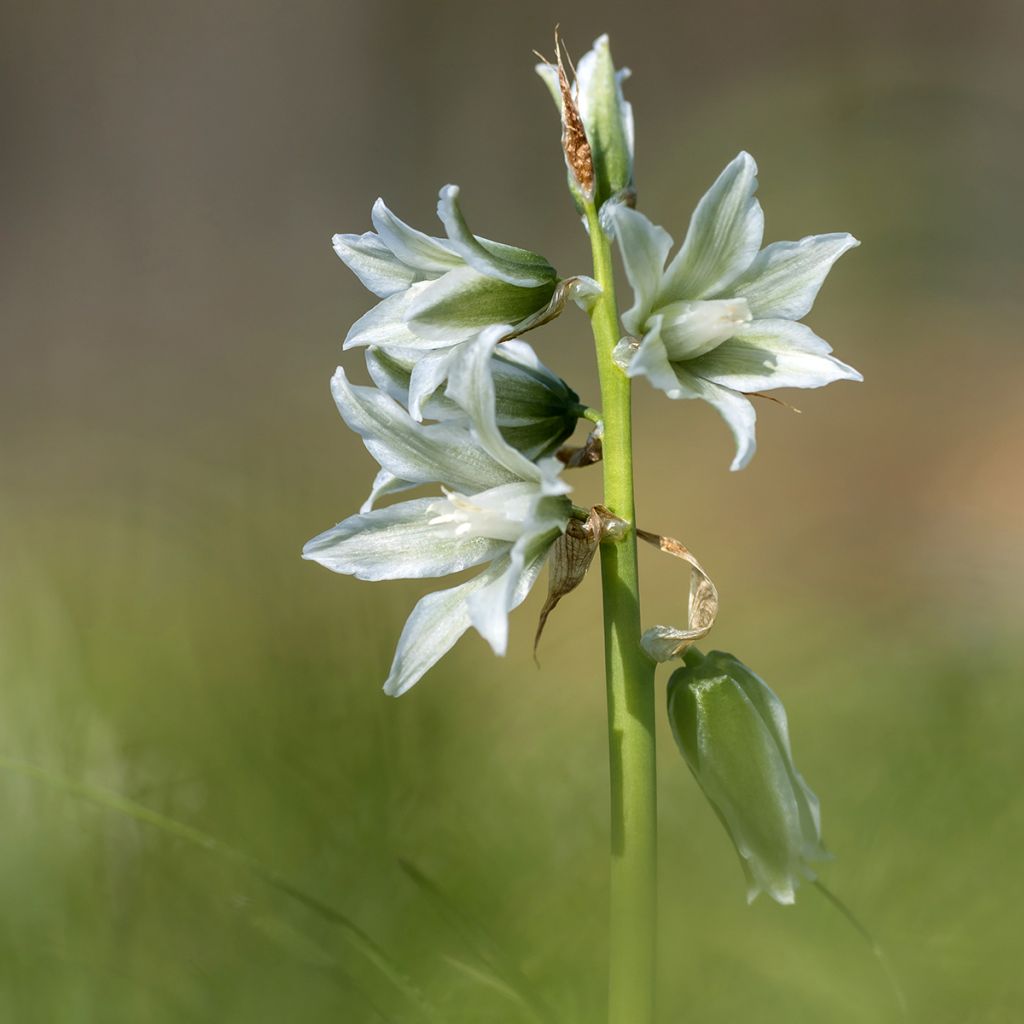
[2,0,1024,1020]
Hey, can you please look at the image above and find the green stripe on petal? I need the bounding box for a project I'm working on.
[370,198,462,274]
[688,320,862,392]
[302,498,507,581]
[608,205,672,336]
[330,368,520,493]
[659,152,764,301]
[437,185,555,287]
[344,284,451,351]
[405,266,556,341]
[726,233,859,320]
[332,232,423,298]
[383,560,506,697]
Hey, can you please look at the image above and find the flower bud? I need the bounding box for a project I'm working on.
[537,34,635,210]
[667,649,828,905]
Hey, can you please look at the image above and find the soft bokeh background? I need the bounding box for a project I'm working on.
[2,1,1022,1020]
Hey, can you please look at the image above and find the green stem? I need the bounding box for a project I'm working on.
[584,201,658,1024]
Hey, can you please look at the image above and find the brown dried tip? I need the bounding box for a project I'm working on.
[540,29,594,199]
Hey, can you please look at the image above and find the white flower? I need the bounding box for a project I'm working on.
[334,186,558,350]
[303,329,571,696]
[364,338,582,461]
[609,152,862,470]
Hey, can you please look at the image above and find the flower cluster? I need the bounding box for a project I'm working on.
[306,35,860,690]
[304,32,861,909]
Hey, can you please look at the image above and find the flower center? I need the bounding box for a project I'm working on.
[427,488,527,543]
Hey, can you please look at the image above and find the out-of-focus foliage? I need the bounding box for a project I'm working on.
[1,0,1022,1020]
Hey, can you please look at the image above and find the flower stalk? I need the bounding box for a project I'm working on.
[585,199,658,1024]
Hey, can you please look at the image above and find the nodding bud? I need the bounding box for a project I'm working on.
[667,650,829,905]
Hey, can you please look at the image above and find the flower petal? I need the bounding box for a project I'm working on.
[466,531,556,656]
[302,498,507,581]
[621,317,688,396]
[657,298,752,361]
[727,233,859,320]
[344,285,453,351]
[405,266,556,341]
[445,327,570,493]
[370,198,461,274]
[330,367,520,492]
[437,185,555,288]
[607,206,673,336]
[332,232,421,298]
[360,468,417,513]
[659,152,764,301]
[382,559,507,697]
[671,366,758,471]
[407,348,459,422]
[688,319,862,392]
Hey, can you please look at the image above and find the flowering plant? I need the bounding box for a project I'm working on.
[305,32,860,1022]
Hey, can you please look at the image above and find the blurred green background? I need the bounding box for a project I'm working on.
[2,0,1023,1020]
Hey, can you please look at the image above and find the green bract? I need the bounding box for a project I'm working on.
[537,34,635,209]
[610,152,861,470]
[667,649,828,905]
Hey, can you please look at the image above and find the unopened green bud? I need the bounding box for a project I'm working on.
[667,649,828,905]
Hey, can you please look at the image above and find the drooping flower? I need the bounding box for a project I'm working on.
[667,649,828,905]
[303,329,572,696]
[334,186,597,417]
[610,152,861,470]
[364,338,582,462]
[335,187,557,347]
[536,33,635,208]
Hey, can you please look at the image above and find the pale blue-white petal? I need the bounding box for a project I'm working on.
[302,498,507,581]
[466,532,554,656]
[671,366,758,471]
[656,298,752,361]
[727,233,859,320]
[659,152,764,301]
[608,206,673,336]
[330,367,520,492]
[382,557,509,697]
[405,266,556,341]
[370,199,461,274]
[360,468,417,514]
[444,327,572,492]
[332,232,421,298]
[407,348,460,422]
[688,319,862,392]
[622,317,688,396]
[344,285,453,351]
[436,185,555,288]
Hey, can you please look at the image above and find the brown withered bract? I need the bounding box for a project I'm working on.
[537,31,595,199]
[534,505,628,656]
